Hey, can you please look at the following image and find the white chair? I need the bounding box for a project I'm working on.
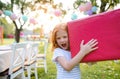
[24,42,38,79]
[36,39,48,73]
[0,43,27,79]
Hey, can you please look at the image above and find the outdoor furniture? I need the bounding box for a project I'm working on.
[0,43,27,79]
[0,45,12,73]
[36,39,48,73]
[24,42,38,79]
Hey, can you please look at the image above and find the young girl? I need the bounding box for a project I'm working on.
[51,23,98,79]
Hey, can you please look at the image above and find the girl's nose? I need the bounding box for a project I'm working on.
[60,38,64,42]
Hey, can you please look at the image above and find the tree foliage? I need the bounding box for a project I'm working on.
[0,0,40,42]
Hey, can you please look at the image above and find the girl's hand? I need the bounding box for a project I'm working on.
[80,39,98,56]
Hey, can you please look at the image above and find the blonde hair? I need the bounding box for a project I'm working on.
[51,23,69,51]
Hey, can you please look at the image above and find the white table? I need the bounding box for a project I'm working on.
[0,45,12,73]
[0,45,23,79]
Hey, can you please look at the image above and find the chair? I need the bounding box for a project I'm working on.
[24,42,39,79]
[0,43,27,79]
[36,39,48,73]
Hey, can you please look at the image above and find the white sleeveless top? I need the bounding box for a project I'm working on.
[52,48,81,79]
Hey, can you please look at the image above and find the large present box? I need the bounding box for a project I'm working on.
[67,9,120,62]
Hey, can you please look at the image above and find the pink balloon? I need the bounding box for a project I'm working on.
[79,4,87,12]
[79,2,92,12]
[54,9,62,17]
[20,32,24,37]
[10,13,17,21]
[29,18,37,25]
[85,2,92,11]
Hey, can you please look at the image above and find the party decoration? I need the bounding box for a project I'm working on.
[85,10,93,15]
[79,2,92,12]
[91,6,97,12]
[71,13,78,20]
[29,18,37,25]
[85,2,92,11]
[54,9,62,17]
[22,15,28,22]
[20,32,24,37]
[10,13,18,21]
[3,10,12,16]
[79,4,87,12]
[67,9,120,62]
[79,2,97,16]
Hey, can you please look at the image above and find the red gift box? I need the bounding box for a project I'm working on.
[67,9,120,63]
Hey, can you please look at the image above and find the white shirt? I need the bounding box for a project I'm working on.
[52,48,81,79]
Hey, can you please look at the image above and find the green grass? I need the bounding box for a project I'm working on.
[1,38,120,79]
[0,38,14,45]
[0,38,24,45]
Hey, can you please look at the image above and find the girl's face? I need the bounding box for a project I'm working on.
[56,30,69,50]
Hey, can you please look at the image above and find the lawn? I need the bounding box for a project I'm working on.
[1,38,120,79]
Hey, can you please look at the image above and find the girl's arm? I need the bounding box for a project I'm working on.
[57,39,98,71]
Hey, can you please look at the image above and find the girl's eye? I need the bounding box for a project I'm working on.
[63,36,67,38]
[57,37,60,40]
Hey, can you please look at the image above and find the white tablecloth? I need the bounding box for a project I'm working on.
[0,45,23,79]
[0,45,12,72]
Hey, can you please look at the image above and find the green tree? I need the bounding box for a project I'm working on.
[0,0,66,42]
[0,0,32,42]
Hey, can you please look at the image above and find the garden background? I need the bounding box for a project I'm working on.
[0,0,120,79]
